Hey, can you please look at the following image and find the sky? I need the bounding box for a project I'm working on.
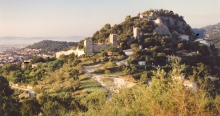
[0,0,220,37]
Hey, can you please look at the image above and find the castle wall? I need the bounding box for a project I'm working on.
[76,50,85,56]
[55,50,75,58]
[55,48,85,58]
[92,44,111,52]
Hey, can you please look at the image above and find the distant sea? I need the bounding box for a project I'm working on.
[0,36,86,46]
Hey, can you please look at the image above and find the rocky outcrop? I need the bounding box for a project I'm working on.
[153,20,172,37]
[154,24,172,37]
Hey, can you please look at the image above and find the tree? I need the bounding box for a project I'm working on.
[126,58,132,66]
[47,60,64,71]
[130,43,139,52]
[41,101,65,116]
[31,56,45,64]
[0,76,21,116]
[177,43,184,50]
[72,59,82,66]
[196,63,209,78]
[156,52,166,65]
[140,71,148,83]
[70,69,79,80]
[20,98,41,116]
[125,15,131,21]
[0,76,13,97]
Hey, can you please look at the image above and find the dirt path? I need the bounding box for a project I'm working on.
[83,49,136,98]
[11,85,36,97]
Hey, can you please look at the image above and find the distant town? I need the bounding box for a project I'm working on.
[0,46,54,67]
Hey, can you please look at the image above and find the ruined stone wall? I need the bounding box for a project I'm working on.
[55,48,85,58]
[76,49,85,56]
[92,44,111,52]
[55,50,75,58]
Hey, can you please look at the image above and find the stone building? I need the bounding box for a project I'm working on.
[84,39,93,55]
[56,34,118,57]
[84,34,118,55]
[133,27,140,39]
[110,34,117,46]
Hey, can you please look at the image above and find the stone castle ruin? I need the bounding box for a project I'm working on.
[84,34,117,55]
[56,9,191,58]
[56,34,117,57]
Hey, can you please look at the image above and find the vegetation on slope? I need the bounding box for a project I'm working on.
[1,60,220,115]
[77,9,196,49]
[207,33,220,47]
[26,40,77,53]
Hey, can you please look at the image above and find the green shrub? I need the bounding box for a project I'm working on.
[33,87,41,94]
[104,70,110,74]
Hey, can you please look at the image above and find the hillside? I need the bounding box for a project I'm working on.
[193,22,220,47]
[1,9,220,116]
[25,40,77,53]
[77,9,197,49]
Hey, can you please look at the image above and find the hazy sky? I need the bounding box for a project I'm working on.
[0,0,220,37]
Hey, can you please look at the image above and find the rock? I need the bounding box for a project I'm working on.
[153,23,172,37]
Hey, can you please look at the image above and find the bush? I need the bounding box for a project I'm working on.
[104,70,110,74]
[33,87,41,94]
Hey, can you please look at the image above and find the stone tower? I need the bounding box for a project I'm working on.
[133,27,140,39]
[84,39,93,55]
[109,34,117,47]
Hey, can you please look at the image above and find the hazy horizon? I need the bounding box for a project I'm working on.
[1,0,220,38]
[0,36,86,45]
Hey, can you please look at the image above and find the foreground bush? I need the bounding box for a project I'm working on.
[81,77,220,116]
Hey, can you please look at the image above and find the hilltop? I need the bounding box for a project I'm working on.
[77,9,197,49]
[25,40,77,53]
[193,22,220,47]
